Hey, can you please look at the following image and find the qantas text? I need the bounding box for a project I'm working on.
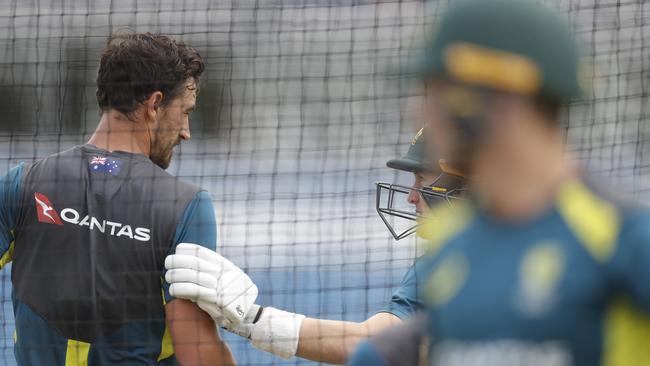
[60,208,151,242]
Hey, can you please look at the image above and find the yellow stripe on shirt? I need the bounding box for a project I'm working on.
[419,201,474,257]
[556,180,621,263]
[65,339,90,366]
[0,241,14,269]
[158,321,175,362]
[603,297,650,366]
[158,284,175,361]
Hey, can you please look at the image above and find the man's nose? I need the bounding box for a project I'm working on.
[407,189,419,204]
[180,127,191,141]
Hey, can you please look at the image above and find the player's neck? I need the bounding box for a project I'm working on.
[88,111,151,157]
[471,128,577,222]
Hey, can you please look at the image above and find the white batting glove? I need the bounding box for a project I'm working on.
[164,243,305,359]
[164,243,258,326]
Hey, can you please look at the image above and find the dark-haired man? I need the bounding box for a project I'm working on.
[0,31,235,365]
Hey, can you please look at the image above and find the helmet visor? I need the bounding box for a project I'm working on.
[375,173,466,241]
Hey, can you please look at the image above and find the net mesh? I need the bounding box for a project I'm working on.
[0,0,648,365]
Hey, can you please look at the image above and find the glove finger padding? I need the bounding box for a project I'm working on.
[165,254,227,276]
[167,267,258,314]
[169,282,218,302]
[175,243,236,271]
[217,268,258,304]
[166,268,219,290]
[165,243,259,324]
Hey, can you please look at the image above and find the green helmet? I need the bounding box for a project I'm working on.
[386,127,436,173]
[377,128,467,241]
[419,0,583,101]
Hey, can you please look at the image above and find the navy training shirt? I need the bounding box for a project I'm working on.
[0,145,217,366]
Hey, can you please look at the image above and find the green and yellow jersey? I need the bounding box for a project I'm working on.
[352,178,650,366]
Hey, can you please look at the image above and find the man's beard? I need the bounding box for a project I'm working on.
[150,143,174,169]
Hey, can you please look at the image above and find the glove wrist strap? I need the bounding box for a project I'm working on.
[249,307,305,359]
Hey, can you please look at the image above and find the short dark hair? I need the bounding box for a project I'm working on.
[95,30,204,117]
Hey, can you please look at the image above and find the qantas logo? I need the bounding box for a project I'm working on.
[34,192,63,225]
[33,192,151,242]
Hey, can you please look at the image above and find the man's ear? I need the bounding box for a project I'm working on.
[144,92,164,120]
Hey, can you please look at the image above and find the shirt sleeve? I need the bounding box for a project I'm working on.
[347,340,390,366]
[0,163,24,269]
[377,260,425,320]
[348,314,428,366]
[162,190,217,303]
[608,211,650,311]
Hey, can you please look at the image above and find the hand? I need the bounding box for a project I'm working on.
[165,244,303,359]
[165,243,259,326]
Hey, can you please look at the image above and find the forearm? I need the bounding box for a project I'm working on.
[167,299,237,366]
[174,330,235,366]
[296,318,371,364]
[296,313,402,364]
[175,334,235,366]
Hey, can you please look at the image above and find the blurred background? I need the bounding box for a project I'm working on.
[0,0,648,365]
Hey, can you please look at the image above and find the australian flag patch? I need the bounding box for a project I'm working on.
[89,156,123,177]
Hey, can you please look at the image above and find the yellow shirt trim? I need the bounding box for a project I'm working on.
[603,297,650,366]
[158,285,175,361]
[419,201,473,257]
[556,180,620,262]
[158,321,175,362]
[0,241,14,269]
[65,339,90,366]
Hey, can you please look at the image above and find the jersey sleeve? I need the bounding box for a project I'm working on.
[348,314,427,366]
[0,163,24,269]
[347,340,390,366]
[377,260,425,320]
[162,190,217,303]
[608,211,650,311]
